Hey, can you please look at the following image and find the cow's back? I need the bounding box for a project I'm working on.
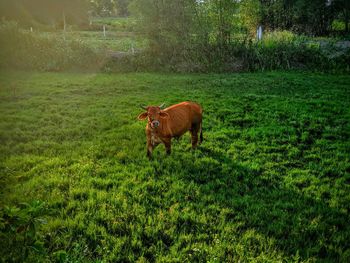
[164,102,202,136]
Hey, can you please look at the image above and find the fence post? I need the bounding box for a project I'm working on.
[257,25,263,41]
[103,25,106,38]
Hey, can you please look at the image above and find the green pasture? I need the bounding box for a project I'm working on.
[28,17,145,52]
[36,30,146,52]
[0,71,349,262]
[91,17,138,32]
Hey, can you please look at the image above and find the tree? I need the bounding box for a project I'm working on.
[240,0,262,35]
[88,0,130,17]
[115,0,130,16]
[89,0,116,17]
[131,0,195,58]
[246,0,336,36]
[208,0,240,46]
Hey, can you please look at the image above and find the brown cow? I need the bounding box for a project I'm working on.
[138,101,203,158]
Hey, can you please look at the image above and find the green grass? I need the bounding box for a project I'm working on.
[37,31,147,52]
[31,16,146,52]
[0,71,349,262]
[91,17,138,32]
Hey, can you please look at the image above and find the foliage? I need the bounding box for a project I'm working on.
[333,0,350,33]
[240,31,330,71]
[239,0,261,35]
[239,0,349,36]
[89,0,131,17]
[254,0,330,35]
[0,201,47,262]
[0,71,349,262]
[104,32,350,73]
[128,0,350,73]
[1,19,349,73]
[130,0,195,63]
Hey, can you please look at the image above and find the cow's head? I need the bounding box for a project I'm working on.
[138,103,169,129]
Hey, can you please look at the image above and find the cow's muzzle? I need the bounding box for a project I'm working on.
[151,120,160,129]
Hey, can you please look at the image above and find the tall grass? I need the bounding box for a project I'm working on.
[105,30,349,73]
[244,31,350,72]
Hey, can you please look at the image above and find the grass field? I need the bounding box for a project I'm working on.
[28,17,145,52]
[0,71,349,262]
[37,31,147,52]
[91,17,138,32]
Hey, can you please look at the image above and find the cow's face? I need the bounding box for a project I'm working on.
[138,106,169,129]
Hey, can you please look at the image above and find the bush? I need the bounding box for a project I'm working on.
[0,201,47,262]
[116,30,349,73]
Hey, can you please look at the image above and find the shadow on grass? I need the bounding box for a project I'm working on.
[176,146,350,262]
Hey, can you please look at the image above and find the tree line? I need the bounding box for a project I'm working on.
[0,0,348,36]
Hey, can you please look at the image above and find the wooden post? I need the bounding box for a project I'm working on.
[103,25,106,38]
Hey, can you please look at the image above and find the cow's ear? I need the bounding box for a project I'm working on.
[159,111,169,118]
[138,112,148,120]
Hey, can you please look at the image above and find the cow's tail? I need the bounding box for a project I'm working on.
[199,121,203,144]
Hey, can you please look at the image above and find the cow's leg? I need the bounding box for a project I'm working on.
[147,139,162,159]
[146,140,153,159]
[191,120,203,149]
[191,131,198,149]
[190,111,202,148]
[190,126,198,149]
[163,138,172,155]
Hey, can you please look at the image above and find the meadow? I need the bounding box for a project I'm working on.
[0,70,349,262]
[40,16,144,52]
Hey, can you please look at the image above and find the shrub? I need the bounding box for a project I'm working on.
[146,31,349,73]
[0,201,47,262]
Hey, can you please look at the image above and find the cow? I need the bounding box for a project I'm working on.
[138,101,203,158]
